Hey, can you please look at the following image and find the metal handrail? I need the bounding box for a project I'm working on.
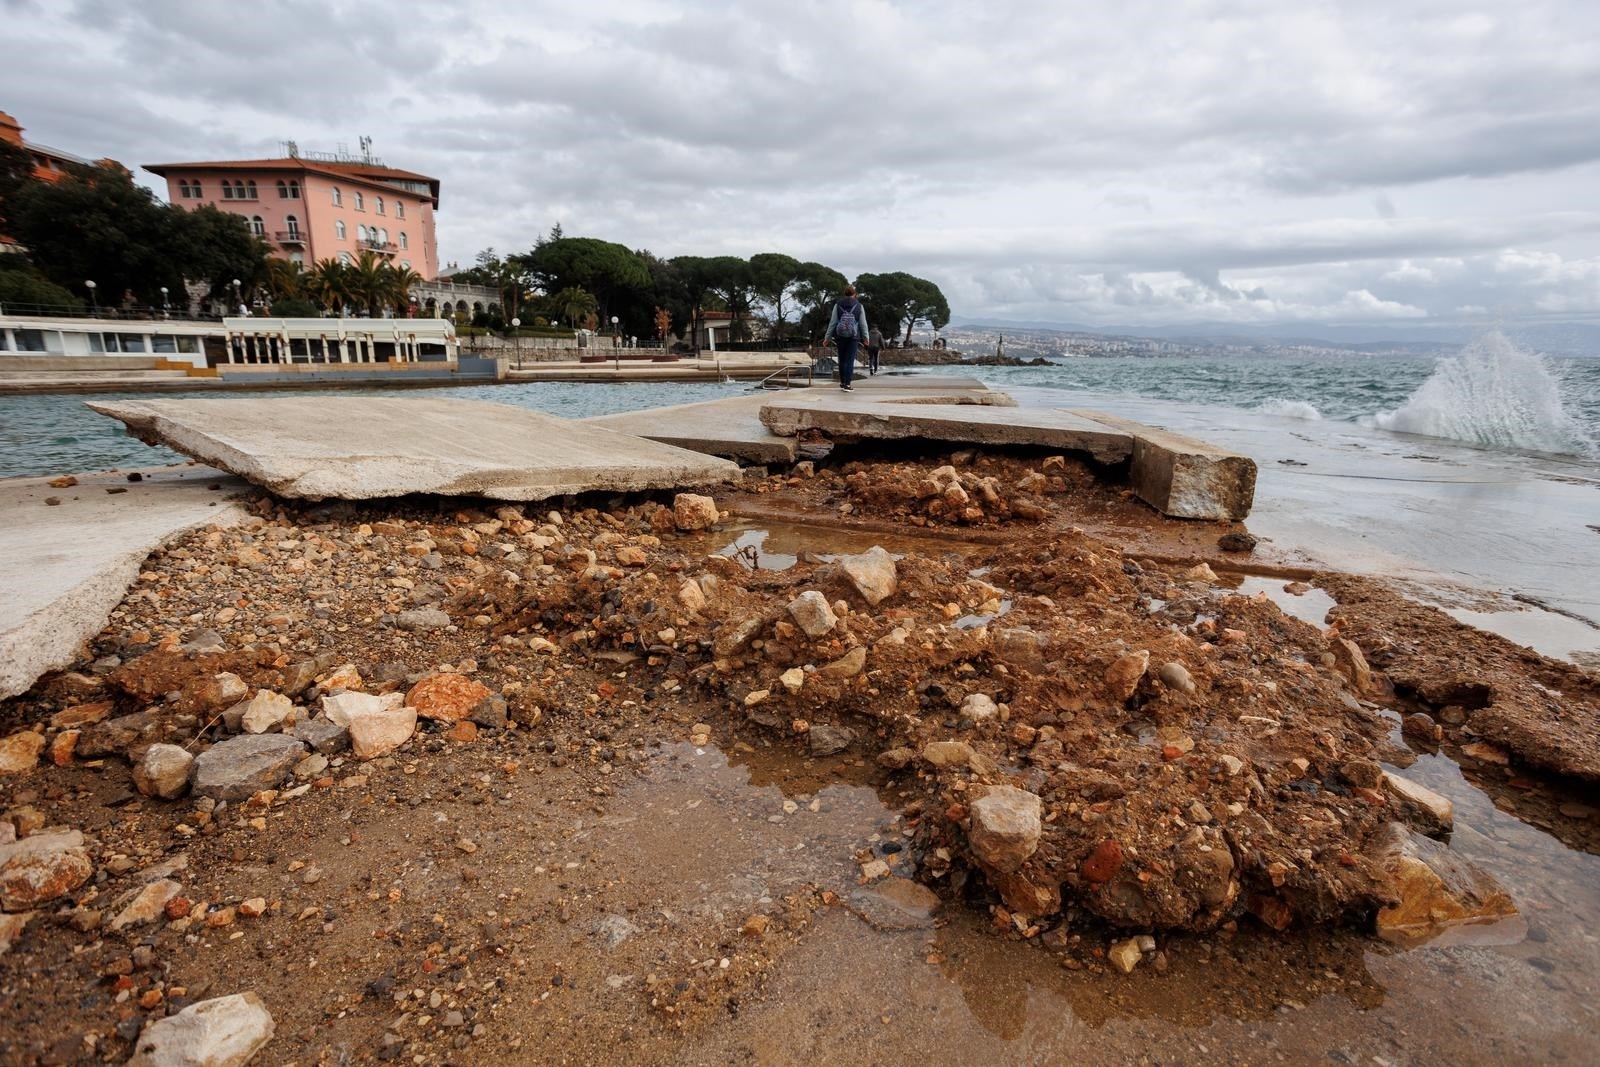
[755,363,813,390]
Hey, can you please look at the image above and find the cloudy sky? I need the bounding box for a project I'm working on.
[5,0,1600,329]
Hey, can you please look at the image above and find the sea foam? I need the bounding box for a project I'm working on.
[1254,398,1324,420]
[1367,332,1598,456]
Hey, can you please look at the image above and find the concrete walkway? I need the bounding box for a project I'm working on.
[88,396,740,501]
[0,466,251,700]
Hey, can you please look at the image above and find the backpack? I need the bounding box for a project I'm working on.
[833,299,860,340]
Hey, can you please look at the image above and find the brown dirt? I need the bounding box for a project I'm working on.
[1,447,1596,1063]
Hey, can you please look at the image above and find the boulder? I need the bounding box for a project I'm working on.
[470,694,509,730]
[127,991,275,1067]
[196,672,249,710]
[1104,651,1149,700]
[819,647,868,679]
[192,735,307,802]
[1382,771,1455,836]
[960,693,1000,723]
[0,731,45,775]
[0,831,94,911]
[1368,822,1517,947]
[347,705,417,760]
[836,547,897,606]
[808,723,855,756]
[292,717,349,755]
[921,741,996,775]
[110,878,183,931]
[1157,661,1196,695]
[237,691,293,734]
[406,673,492,723]
[321,690,403,727]
[673,493,721,531]
[967,785,1043,873]
[133,744,196,800]
[787,591,838,638]
[1329,637,1375,694]
[314,662,364,692]
[396,608,452,632]
[993,627,1048,673]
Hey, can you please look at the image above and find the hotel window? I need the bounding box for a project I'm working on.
[276,180,288,198]
[339,251,352,265]
[395,202,404,219]
[190,181,202,197]
[400,260,411,270]
[285,214,300,237]
[332,186,342,206]
[374,196,384,214]
[176,336,199,353]
[151,335,177,354]
[353,191,364,211]
[221,182,233,199]
[288,180,300,198]
[379,227,388,245]
[245,180,258,199]
[357,224,368,242]
[250,215,265,237]
[399,232,408,250]
[336,220,347,239]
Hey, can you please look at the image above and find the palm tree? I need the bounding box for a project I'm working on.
[345,251,391,318]
[387,265,424,316]
[552,286,598,328]
[305,259,351,315]
[264,257,305,303]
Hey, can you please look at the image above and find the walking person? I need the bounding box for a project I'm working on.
[866,324,884,376]
[822,285,869,391]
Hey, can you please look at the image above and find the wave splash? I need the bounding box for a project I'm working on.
[1254,398,1324,420]
[1368,332,1598,456]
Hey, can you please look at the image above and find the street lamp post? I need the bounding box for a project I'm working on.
[510,317,522,369]
[160,286,170,320]
[232,278,243,317]
[85,279,97,317]
[610,316,620,372]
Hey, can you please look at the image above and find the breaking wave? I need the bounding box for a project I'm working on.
[1366,332,1599,456]
[1254,398,1324,420]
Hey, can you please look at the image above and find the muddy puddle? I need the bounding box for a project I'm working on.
[705,518,991,571]
[573,705,1600,1065]
[1441,604,1600,669]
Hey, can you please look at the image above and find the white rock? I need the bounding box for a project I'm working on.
[1158,661,1196,695]
[780,668,806,694]
[127,991,275,1067]
[967,785,1042,873]
[346,704,417,761]
[321,690,403,728]
[111,878,182,931]
[787,591,838,638]
[133,744,196,800]
[238,691,293,734]
[837,546,897,606]
[960,693,999,723]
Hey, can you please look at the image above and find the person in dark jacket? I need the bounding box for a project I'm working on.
[821,285,869,391]
[866,325,884,375]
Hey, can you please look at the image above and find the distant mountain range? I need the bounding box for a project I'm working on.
[949,318,1600,355]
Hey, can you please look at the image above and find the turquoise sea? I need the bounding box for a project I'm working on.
[1,333,1596,479]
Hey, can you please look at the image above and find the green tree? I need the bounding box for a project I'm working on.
[7,163,188,306]
[550,286,598,327]
[0,267,84,312]
[268,296,319,317]
[855,270,951,344]
[518,236,651,328]
[171,205,271,302]
[305,259,351,314]
[454,247,528,323]
[747,252,804,340]
[792,261,849,340]
[0,137,36,235]
[264,257,306,303]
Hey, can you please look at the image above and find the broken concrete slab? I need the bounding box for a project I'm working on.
[88,397,740,502]
[584,380,1014,465]
[759,398,1133,464]
[1074,410,1258,520]
[0,466,250,700]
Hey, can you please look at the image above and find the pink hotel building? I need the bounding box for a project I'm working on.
[145,152,441,279]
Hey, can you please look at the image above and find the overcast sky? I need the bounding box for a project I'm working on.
[5,0,1600,329]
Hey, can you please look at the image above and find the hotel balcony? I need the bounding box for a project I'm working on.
[274,230,306,245]
[362,238,397,255]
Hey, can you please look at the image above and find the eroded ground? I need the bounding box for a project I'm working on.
[1,448,1597,1065]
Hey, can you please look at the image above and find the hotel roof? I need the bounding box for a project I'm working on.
[144,157,440,206]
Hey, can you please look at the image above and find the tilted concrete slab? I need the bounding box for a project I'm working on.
[1073,410,1258,520]
[759,397,1133,464]
[88,397,740,502]
[585,394,799,465]
[583,379,1013,465]
[0,466,251,700]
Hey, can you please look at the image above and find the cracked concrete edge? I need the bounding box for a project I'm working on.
[0,499,251,701]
